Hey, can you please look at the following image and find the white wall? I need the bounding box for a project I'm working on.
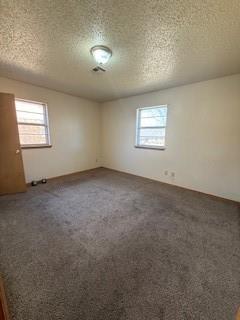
[0,77,101,182]
[1,75,239,201]
[101,74,240,202]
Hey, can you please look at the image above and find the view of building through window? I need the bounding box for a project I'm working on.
[136,106,168,148]
[15,99,50,147]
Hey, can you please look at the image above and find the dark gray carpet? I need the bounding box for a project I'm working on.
[0,168,239,320]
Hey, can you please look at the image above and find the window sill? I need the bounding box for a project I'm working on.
[135,145,166,151]
[21,145,52,149]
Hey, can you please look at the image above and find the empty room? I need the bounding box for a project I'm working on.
[0,1,240,319]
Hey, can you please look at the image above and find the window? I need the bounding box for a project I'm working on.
[135,105,168,149]
[15,99,51,148]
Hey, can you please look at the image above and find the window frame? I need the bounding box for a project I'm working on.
[135,105,168,150]
[15,98,52,149]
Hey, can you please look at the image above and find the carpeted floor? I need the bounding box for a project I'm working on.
[0,168,239,320]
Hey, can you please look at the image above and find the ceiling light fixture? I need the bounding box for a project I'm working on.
[90,45,112,65]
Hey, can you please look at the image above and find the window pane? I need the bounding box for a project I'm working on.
[140,107,167,118]
[19,134,48,145]
[15,99,50,147]
[18,124,48,145]
[15,100,44,114]
[136,106,167,147]
[139,127,166,138]
[18,124,46,135]
[140,116,167,127]
[139,136,165,147]
[16,111,45,124]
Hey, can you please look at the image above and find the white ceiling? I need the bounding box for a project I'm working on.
[0,0,240,102]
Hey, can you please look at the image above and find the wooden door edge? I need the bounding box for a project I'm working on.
[236,307,240,320]
[0,276,11,320]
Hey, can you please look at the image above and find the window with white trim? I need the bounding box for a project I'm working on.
[135,105,168,149]
[15,99,51,148]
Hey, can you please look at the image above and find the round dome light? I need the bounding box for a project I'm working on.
[90,45,112,65]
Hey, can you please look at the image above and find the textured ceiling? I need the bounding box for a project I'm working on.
[0,0,240,102]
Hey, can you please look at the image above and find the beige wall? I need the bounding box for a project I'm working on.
[101,74,240,202]
[0,77,101,182]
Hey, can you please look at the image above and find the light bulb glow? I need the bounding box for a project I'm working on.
[91,45,112,65]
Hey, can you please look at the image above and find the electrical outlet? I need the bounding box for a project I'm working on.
[164,170,168,176]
